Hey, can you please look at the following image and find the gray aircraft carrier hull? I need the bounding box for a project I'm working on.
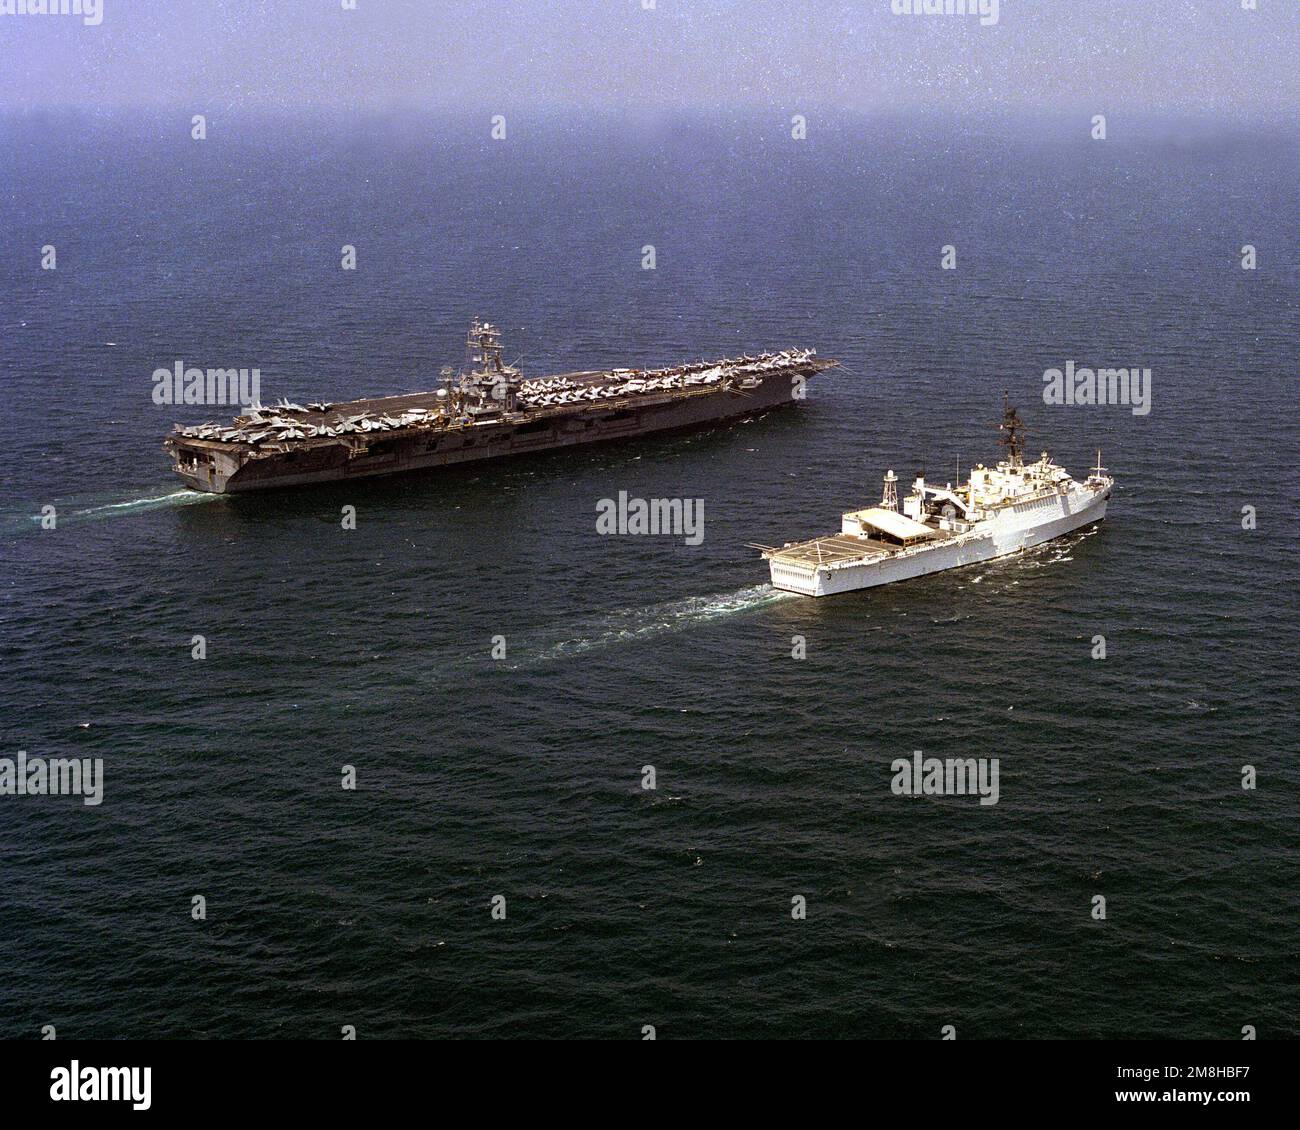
[169,367,822,494]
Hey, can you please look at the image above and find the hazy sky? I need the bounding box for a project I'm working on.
[1,0,1296,115]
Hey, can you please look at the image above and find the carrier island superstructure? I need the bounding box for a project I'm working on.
[165,320,838,493]
[761,398,1114,597]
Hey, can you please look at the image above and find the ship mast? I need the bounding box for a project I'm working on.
[1090,448,1108,481]
[996,390,1027,466]
[466,318,507,374]
[880,469,899,512]
[463,318,522,412]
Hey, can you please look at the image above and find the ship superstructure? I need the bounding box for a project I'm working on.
[761,397,1113,597]
[166,319,837,493]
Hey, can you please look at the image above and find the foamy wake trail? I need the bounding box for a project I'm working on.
[519,583,795,666]
[30,489,222,524]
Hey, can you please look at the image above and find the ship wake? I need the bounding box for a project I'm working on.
[23,488,221,528]
[514,583,795,667]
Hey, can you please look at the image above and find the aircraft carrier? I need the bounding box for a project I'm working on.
[165,320,838,493]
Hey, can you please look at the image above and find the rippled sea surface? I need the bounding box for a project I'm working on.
[1,111,1296,1038]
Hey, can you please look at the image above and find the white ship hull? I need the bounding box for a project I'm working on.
[769,483,1109,598]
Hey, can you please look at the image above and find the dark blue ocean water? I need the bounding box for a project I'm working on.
[1,109,1296,1038]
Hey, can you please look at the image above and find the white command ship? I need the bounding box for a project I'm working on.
[762,398,1114,598]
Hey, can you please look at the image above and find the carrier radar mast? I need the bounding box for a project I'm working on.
[463,318,523,412]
